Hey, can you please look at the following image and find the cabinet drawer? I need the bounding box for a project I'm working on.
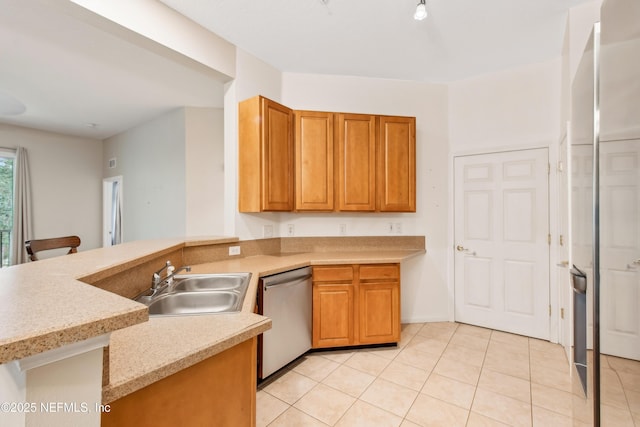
[359,264,399,281]
[313,266,354,282]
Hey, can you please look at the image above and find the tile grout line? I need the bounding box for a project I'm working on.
[529,336,534,427]
[463,328,491,427]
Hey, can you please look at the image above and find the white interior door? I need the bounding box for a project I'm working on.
[454,148,550,339]
[600,139,640,360]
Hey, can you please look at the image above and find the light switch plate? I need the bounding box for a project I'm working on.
[228,246,241,256]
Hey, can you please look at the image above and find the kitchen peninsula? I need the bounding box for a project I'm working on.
[0,236,424,427]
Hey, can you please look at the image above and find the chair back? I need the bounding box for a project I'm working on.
[25,236,81,261]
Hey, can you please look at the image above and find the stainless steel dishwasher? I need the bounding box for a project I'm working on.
[258,266,312,379]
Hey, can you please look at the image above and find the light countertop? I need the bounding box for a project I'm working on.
[104,250,423,403]
[0,237,237,364]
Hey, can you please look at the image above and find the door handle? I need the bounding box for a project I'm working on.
[627,259,640,269]
[556,260,569,267]
[456,245,476,256]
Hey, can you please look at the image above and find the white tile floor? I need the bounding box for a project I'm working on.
[256,322,640,426]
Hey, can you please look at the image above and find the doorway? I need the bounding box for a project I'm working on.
[103,176,123,247]
[454,148,550,339]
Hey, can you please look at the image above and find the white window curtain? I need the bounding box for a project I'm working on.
[10,147,32,264]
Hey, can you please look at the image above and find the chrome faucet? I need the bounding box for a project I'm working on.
[152,261,172,289]
[135,261,192,301]
[165,265,192,286]
[152,260,192,290]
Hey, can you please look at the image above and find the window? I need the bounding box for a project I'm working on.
[0,154,13,267]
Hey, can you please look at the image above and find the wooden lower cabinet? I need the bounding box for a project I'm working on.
[102,338,257,427]
[312,264,400,348]
[358,281,400,344]
[312,283,354,347]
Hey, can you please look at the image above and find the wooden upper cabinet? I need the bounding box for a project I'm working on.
[294,111,334,211]
[238,96,293,212]
[377,116,416,212]
[239,96,416,213]
[336,113,377,211]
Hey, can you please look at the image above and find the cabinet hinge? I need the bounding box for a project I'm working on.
[549,305,552,316]
[548,234,551,245]
[559,234,564,246]
[561,308,565,319]
[548,163,551,175]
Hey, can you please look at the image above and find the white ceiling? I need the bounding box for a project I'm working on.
[160,0,593,82]
[0,0,225,139]
[0,0,593,140]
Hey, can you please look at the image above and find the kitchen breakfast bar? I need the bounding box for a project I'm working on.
[0,236,424,426]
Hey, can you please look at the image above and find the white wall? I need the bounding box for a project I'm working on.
[185,107,225,236]
[103,109,186,242]
[0,124,103,252]
[449,58,563,153]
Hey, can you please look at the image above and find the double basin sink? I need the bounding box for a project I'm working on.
[135,273,252,316]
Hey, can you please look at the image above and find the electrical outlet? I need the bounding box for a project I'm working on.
[287,224,295,237]
[339,224,347,235]
[228,246,241,256]
[263,225,274,238]
[388,222,394,234]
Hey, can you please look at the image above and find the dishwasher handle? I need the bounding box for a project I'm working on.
[264,275,310,292]
[262,267,311,291]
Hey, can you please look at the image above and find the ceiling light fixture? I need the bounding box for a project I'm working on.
[414,0,427,20]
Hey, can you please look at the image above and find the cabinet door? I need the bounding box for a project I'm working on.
[295,111,334,211]
[336,113,376,211]
[358,281,400,344]
[312,283,354,348]
[262,98,294,211]
[378,116,416,212]
[358,264,401,344]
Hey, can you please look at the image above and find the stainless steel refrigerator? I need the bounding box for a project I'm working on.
[570,0,640,425]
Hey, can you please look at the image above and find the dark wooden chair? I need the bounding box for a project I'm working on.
[25,236,81,261]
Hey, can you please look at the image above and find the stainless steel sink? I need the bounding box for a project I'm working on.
[147,291,242,315]
[171,273,251,292]
[135,272,252,316]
